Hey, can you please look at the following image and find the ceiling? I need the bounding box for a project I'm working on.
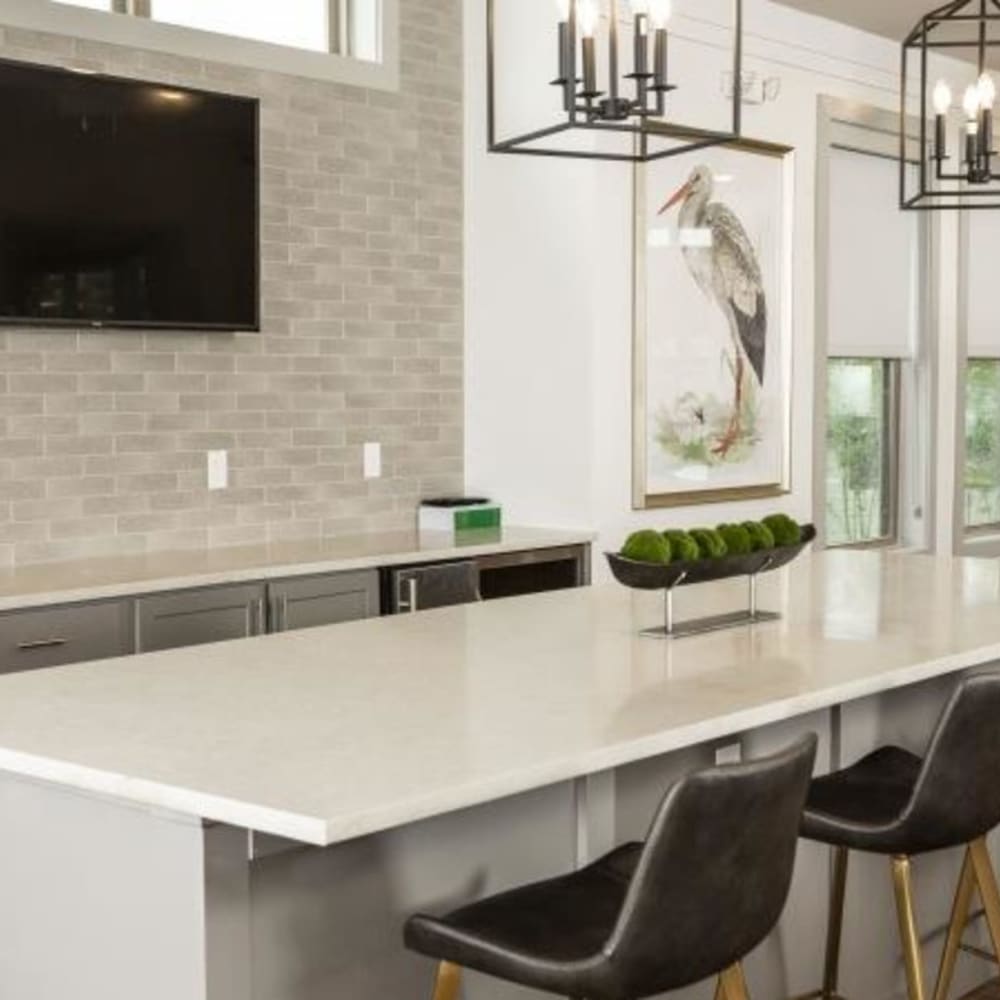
[772,0,931,41]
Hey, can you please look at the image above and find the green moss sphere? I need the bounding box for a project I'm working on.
[662,529,700,563]
[717,523,752,556]
[742,521,776,551]
[762,514,803,547]
[621,529,672,564]
[689,527,728,560]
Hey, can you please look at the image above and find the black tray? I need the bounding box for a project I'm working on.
[606,524,817,591]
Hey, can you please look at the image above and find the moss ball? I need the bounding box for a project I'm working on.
[717,523,752,556]
[762,514,803,547]
[663,529,700,563]
[621,529,672,564]
[689,527,728,560]
[742,521,776,551]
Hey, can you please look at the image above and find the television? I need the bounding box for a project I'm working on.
[0,60,259,331]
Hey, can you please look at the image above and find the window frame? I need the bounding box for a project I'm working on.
[0,0,398,91]
[824,356,902,551]
[962,356,1000,536]
[813,96,936,554]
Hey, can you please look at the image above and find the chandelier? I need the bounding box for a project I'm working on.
[486,0,745,163]
[902,0,1000,210]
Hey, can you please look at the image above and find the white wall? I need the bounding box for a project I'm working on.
[464,1,946,575]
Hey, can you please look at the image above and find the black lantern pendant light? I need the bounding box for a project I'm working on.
[902,0,1000,210]
[486,0,745,163]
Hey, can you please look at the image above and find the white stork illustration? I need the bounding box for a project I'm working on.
[659,165,766,458]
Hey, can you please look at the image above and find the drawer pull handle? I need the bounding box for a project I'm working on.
[17,638,68,651]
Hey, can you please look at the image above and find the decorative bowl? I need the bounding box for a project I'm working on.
[606,524,818,591]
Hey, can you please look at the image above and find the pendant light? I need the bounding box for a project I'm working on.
[902,0,1000,210]
[486,0,744,163]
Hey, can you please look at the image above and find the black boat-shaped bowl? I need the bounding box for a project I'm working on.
[606,524,818,591]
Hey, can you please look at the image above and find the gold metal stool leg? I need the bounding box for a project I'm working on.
[822,846,850,1000]
[719,962,751,1000]
[431,961,462,1000]
[892,855,927,1000]
[970,838,1000,959]
[792,846,849,1000]
[932,847,976,1000]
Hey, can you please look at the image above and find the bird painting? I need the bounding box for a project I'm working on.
[658,165,767,459]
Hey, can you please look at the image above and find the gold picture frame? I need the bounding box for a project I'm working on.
[632,135,796,509]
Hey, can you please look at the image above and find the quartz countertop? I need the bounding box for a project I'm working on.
[0,550,997,846]
[0,526,593,613]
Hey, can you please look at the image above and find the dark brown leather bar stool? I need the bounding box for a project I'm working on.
[800,671,1000,1000]
[405,734,817,1000]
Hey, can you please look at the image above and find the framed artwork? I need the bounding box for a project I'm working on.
[632,136,795,509]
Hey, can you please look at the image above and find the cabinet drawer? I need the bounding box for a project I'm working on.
[137,583,266,653]
[0,600,132,673]
[269,570,379,632]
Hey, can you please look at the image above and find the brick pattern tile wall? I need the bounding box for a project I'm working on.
[0,0,463,567]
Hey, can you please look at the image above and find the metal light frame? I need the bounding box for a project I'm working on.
[901,0,1000,210]
[486,0,744,163]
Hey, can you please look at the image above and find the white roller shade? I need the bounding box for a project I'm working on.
[966,211,1000,358]
[827,146,919,359]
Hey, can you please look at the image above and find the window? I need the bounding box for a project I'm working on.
[149,0,331,54]
[965,359,1000,530]
[38,0,391,78]
[819,107,930,551]
[825,359,898,547]
[54,0,112,8]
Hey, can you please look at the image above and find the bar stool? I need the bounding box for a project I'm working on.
[800,671,1000,1000]
[405,734,817,1000]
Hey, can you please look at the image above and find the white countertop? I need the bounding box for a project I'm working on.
[0,526,593,613]
[0,550,997,847]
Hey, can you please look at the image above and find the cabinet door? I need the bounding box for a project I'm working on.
[136,583,266,653]
[268,571,379,633]
[0,600,132,674]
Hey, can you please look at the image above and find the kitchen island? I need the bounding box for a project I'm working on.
[1,550,999,1000]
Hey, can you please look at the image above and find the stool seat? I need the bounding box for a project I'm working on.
[802,745,922,853]
[404,735,817,1000]
[406,843,641,997]
[798,672,1000,1000]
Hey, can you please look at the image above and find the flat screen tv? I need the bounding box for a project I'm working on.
[0,60,259,331]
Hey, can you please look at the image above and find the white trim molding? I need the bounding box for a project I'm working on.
[0,0,400,91]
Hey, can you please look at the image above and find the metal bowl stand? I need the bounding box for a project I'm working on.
[640,557,779,639]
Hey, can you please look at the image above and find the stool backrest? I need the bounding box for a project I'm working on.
[602,734,816,997]
[903,670,1000,852]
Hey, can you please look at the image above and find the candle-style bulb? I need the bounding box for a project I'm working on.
[932,79,952,116]
[979,72,996,110]
[554,0,571,21]
[630,0,650,13]
[964,83,982,121]
[579,0,599,37]
[649,0,672,29]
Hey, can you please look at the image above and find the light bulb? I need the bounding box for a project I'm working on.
[964,83,982,120]
[555,0,570,21]
[979,72,996,110]
[932,79,952,116]
[630,0,649,13]
[578,0,600,38]
[649,0,672,28]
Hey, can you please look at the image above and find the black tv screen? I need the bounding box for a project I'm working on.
[0,60,258,331]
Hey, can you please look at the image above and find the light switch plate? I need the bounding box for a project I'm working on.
[363,442,382,480]
[207,450,228,491]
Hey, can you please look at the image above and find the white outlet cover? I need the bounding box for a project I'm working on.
[715,742,743,766]
[363,442,382,480]
[207,450,228,491]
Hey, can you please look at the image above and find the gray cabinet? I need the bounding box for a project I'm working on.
[0,600,132,673]
[137,583,266,653]
[268,571,378,632]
